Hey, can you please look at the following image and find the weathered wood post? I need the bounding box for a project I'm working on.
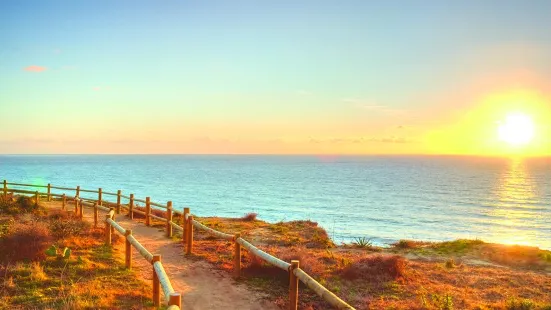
[98,188,102,206]
[116,190,121,214]
[125,229,132,269]
[47,183,51,201]
[168,293,182,308]
[62,194,66,210]
[79,199,84,219]
[152,254,161,306]
[35,191,39,204]
[94,203,99,228]
[129,194,134,219]
[234,233,241,278]
[289,260,300,310]
[166,201,173,238]
[105,214,112,245]
[182,207,190,245]
[3,180,6,197]
[186,215,194,254]
[110,208,115,235]
[145,197,151,226]
[74,198,79,214]
[76,185,80,198]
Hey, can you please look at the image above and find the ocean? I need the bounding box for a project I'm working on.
[1,155,550,249]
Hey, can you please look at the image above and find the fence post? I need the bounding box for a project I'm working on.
[79,199,84,219]
[116,190,121,214]
[62,194,66,210]
[234,233,241,278]
[34,191,39,204]
[98,188,102,206]
[105,214,112,245]
[145,197,151,226]
[110,208,115,235]
[168,293,182,308]
[186,215,194,255]
[289,260,300,310]
[3,180,6,197]
[76,186,80,198]
[94,203,99,228]
[47,183,51,201]
[129,194,134,219]
[182,207,190,245]
[166,201,173,238]
[152,254,161,307]
[125,229,132,269]
[74,198,79,214]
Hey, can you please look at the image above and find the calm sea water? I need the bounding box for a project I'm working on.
[1,155,550,249]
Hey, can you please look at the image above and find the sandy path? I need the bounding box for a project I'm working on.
[43,201,278,310]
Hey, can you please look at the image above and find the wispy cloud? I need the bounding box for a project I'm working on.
[308,136,416,144]
[342,98,407,114]
[23,65,47,72]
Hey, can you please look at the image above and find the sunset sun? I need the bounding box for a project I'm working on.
[498,113,535,146]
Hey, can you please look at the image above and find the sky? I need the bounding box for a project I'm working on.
[1,1,550,155]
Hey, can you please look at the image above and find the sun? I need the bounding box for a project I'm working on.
[497,113,535,146]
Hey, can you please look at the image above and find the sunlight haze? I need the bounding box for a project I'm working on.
[1,1,550,155]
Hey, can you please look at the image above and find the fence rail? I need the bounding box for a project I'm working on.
[2,180,356,310]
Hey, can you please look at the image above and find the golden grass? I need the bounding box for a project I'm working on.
[0,197,156,310]
[188,216,551,310]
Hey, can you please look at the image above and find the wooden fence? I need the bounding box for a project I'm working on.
[2,180,356,310]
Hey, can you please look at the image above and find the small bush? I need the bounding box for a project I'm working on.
[339,255,406,281]
[241,213,258,221]
[445,259,456,269]
[48,212,90,239]
[393,239,425,249]
[507,298,536,310]
[1,220,52,262]
[0,195,39,215]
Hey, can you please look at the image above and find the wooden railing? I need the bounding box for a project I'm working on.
[2,180,356,310]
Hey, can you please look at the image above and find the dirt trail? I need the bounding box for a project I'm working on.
[42,200,278,310]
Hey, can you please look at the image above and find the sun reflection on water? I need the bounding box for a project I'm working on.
[489,158,540,247]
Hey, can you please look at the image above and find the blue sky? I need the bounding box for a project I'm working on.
[1,1,550,154]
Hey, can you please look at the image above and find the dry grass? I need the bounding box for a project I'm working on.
[0,195,155,309]
[187,216,551,310]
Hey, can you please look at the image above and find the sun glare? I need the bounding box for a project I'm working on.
[497,113,535,146]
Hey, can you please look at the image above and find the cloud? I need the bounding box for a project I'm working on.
[307,136,416,145]
[342,98,407,114]
[23,65,47,72]
[368,136,414,144]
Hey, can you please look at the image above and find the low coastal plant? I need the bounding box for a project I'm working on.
[240,212,258,221]
[1,218,52,262]
[506,298,536,310]
[353,236,373,249]
[445,259,456,269]
[339,255,406,281]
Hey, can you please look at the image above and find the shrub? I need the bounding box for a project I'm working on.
[445,259,456,269]
[241,213,258,221]
[393,239,424,249]
[48,212,90,239]
[506,298,536,310]
[339,255,406,281]
[0,195,39,215]
[1,220,52,262]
